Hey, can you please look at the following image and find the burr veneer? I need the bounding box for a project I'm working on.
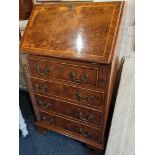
[20,1,126,152]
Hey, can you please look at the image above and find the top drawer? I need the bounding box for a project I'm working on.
[28,57,98,88]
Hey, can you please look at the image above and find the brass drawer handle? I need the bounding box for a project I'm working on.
[35,64,50,76]
[42,116,55,124]
[35,84,48,93]
[38,100,52,109]
[47,118,55,124]
[76,112,95,121]
[69,71,88,83]
[76,92,95,104]
[77,128,92,138]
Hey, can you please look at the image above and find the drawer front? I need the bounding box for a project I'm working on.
[40,111,101,142]
[28,58,98,88]
[35,95,102,126]
[31,78,104,108]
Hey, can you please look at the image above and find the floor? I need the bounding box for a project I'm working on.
[19,90,94,155]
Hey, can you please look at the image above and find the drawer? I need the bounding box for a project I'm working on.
[35,95,102,126]
[28,57,98,88]
[39,111,101,142]
[31,78,104,108]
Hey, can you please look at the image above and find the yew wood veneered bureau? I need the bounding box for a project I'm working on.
[19,2,126,152]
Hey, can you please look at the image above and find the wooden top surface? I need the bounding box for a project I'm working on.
[20,2,125,64]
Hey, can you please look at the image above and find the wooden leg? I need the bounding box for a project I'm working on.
[36,125,48,134]
[86,144,104,155]
[86,144,95,150]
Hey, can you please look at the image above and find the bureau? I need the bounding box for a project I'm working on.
[19,2,126,152]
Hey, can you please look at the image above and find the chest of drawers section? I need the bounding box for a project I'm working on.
[20,54,109,148]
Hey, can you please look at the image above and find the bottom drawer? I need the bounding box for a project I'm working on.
[39,111,101,142]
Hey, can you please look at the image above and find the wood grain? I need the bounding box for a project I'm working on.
[35,94,102,127]
[19,1,126,151]
[20,2,125,64]
[30,77,104,108]
[39,111,101,142]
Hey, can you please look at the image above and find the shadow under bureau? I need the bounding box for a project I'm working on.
[20,2,126,152]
